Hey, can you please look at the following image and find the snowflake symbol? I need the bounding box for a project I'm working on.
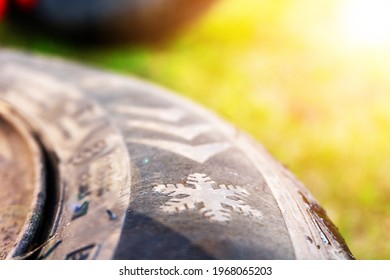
[153,173,262,222]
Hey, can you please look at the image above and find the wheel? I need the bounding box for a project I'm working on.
[0,50,354,260]
[7,0,217,42]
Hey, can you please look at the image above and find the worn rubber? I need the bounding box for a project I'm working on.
[0,50,354,260]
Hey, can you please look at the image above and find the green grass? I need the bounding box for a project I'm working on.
[1,0,390,259]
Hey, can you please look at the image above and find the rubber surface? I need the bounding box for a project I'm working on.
[0,50,354,260]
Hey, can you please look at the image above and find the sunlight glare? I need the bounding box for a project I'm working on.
[340,0,390,48]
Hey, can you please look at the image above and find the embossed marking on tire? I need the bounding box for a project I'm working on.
[115,105,185,122]
[154,173,262,222]
[128,138,231,163]
[125,120,212,140]
[0,65,131,260]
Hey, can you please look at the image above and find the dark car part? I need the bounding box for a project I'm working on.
[5,0,217,42]
[0,50,354,260]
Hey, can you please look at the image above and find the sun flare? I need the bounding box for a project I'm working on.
[340,0,390,48]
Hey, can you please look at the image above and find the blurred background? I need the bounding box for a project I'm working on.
[1,0,390,259]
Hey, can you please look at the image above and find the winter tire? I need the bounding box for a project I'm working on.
[0,50,354,260]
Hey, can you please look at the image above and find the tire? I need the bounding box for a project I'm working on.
[0,50,354,260]
[9,0,217,42]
